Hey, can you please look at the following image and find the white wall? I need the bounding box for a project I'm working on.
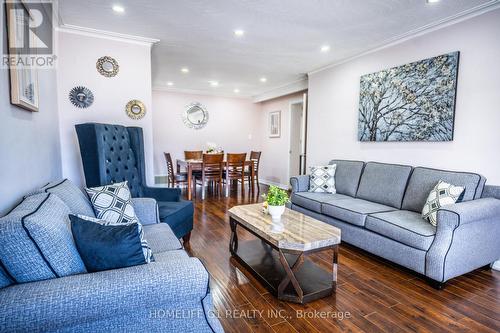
[152,90,260,176]
[56,30,155,187]
[307,9,500,184]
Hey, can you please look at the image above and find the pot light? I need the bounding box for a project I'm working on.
[320,45,331,53]
[112,4,125,13]
[234,29,245,37]
[181,67,189,73]
[426,0,440,3]
[166,81,174,86]
[209,81,219,87]
[260,77,267,83]
[233,88,240,93]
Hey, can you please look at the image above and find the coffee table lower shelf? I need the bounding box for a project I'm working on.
[231,239,335,304]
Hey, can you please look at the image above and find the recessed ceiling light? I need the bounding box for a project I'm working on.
[209,81,219,87]
[260,77,267,83]
[234,29,245,37]
[320,45,331,53]
[112,4,125,13]
[233,88,240,93]
[166,81,174,86]
[181,67,189,73]
[426,0,440,3]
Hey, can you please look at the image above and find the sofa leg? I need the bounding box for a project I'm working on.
[429,279,446,290]
[182,231,192,244]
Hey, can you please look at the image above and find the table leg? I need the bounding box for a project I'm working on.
[278,250,304,302]
[229,217,238,255]
[187,164,192,200]
[333,245,338,291]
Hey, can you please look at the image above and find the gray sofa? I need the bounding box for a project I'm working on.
[290,160,500,287]
[0,180,223,332]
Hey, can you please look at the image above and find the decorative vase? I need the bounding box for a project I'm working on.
[268,205,285,221]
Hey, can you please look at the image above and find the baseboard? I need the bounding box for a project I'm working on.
[492,260,500,271]
[259,179,289,190]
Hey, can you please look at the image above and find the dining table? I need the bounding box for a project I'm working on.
[176,159,255,200]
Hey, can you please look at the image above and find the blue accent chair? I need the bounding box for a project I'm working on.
[75,123,193,242]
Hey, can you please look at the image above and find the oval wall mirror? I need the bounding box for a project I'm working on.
[183,102,209,129]
[96,56,119,77]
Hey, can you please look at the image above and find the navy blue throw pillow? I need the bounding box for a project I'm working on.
[69,215,146,272]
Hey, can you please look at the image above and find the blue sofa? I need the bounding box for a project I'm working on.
[290,160,500,287]
[0,180,223,332]
[75,123,194,242]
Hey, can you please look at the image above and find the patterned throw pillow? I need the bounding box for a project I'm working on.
[86,181,139,224]
[72,215,153,264]
[422,180,465,226]
[309,165,337,193]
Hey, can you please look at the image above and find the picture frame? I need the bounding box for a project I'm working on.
[5,1,40,112]
[269,110,281,138]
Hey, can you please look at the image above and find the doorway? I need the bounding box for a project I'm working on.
[288,92,308,179]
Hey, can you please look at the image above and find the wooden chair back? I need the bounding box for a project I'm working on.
[184,150,203,160]
[202,153,224,179]
[164,152,175,184]
[249,151,261,173]
[226,153,246,178]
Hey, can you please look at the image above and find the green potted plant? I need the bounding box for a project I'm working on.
[262,185,290,221]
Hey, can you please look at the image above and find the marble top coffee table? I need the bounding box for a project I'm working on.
[228,204,341,304]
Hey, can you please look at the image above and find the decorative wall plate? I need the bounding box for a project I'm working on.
[182,102,209,129]
[126,100,146,119]
[69,86,94,108]
[96,56,119,77]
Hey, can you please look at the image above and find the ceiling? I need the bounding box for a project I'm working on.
[59,0,497,98]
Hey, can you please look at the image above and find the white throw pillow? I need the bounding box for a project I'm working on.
[309,165,337,193]
[422,180,464,226]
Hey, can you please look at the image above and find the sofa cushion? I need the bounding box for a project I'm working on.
[356,162,412,208]
[291,192,351,213]
[0,193,86,283]
[158,200,194,238]
[142,223,182,253]
[365,210,436,250]
[322,198,397,227]
[328,160,365,197]
[29,179,96,217]
[154,250,190,262]
[402,167,486,213]
[0,265,13,289]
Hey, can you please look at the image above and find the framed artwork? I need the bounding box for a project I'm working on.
[269,111,281,138]
[5,1,40,112]
[358,52,459,142]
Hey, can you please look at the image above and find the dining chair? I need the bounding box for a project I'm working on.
[184,150,203,160]
[246,151,262,193]
[164,152,188,187]
[224,153,247,197]
[195,153,224,199]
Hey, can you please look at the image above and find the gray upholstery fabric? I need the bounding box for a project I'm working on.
[30,179,96,217]
[402,167,485,213]
[290,192,351,213]
[365,210,436,250]
[356,162,412,208]
[132,197,159,225]
[0,258,221,333]
[0,193,86,283]
[154,250,190,261]
[143,223,183,253]
[321,198,396,227]
[481,185,500,199]
[328,160,365,197]
[290,175,310,193]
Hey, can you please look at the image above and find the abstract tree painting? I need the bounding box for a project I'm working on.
[358,52,459,142]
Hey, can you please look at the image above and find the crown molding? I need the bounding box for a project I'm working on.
[252,78,308,103]
[152,86,252,100]
[309,1,500,75]
[56,24,160,46]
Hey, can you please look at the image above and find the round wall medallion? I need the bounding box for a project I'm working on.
[182,102,209,129]
[96,56,119,77]
[69,86,94,108]
[126,99,146,119]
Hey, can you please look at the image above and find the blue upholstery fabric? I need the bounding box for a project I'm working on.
[291,192,351,213]
[321,197,396,227]
[143,223,183,253]
[402,167,486,213]
[356,162,412,208]
[328,160,365,197]
[290,175,310,193]
[158,200,194,238]
[0,193,86,283]
[365,210,436,250]
[75,123,193,239]
[0,265,12,289]
[131,197,159,225]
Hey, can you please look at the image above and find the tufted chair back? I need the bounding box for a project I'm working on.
[75,123,146,197]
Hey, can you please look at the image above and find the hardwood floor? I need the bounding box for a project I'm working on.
[183,184,500,333]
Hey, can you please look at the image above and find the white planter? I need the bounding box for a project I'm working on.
[268,205,285,221]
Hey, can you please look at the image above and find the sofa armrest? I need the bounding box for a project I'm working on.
[437,198,500,228]
[143,186,181,202]
[132,197,159,225]
[0,258,209,332]
[290,175,310,193]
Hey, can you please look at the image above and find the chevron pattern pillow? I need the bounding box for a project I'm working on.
[86,181,139,225]
[309,165,337,193]
[422,180,465,226]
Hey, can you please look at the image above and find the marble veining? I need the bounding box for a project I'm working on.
[229,204,341,251]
